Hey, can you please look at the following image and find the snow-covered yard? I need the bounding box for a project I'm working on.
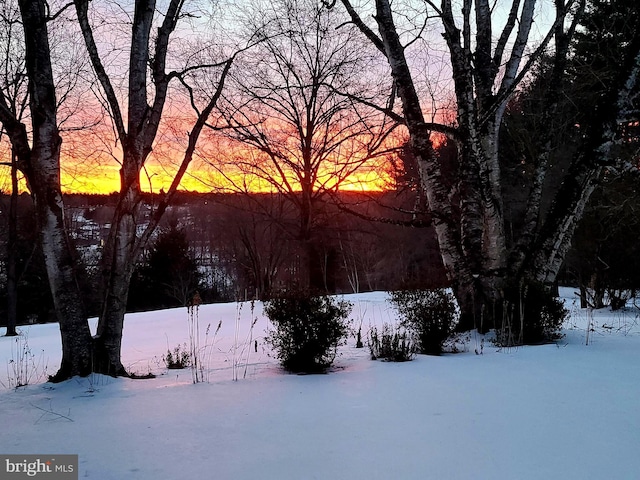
[1,289,639,479]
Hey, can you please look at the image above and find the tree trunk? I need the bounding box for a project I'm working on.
[371,0,502,330]
[74,0,229,375]
[15,0,92,380]
[93,176,141,375]
[5,150,19,337]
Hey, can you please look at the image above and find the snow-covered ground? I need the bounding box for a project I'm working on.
[1,289,639,479]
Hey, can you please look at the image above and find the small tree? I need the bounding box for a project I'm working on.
[129,223,201,311]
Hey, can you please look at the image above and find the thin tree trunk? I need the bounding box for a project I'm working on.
[5,150,19,337]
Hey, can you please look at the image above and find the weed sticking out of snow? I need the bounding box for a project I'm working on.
[237,300,259,381]
[1,329,48,390]
[185,292,223,384]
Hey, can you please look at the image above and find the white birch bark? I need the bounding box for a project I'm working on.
[0,0,94,379]
[340,0,583,330]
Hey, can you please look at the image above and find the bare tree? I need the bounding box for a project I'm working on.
[72,0,239,375]
[333,0,639,331]
[0,0,26,336]
[0,0,93,375]
[3,0,244,379]
[209,0,396,290]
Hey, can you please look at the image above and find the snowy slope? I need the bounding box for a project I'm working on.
[1,289,639,479]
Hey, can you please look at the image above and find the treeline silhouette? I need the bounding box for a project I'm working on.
[0,190,448,324]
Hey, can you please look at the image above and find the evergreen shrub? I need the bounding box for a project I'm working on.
[497,280,567,346]
[264,292,352,373]
[389,289,458,355]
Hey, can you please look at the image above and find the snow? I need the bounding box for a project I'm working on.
[1,289,639,479]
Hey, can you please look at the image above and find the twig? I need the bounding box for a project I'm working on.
[31,402,74,423]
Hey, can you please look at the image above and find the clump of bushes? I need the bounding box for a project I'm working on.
[264,292,352,373]
[368,324,416,362]
[388,289,459,355]
[163,343,191,369]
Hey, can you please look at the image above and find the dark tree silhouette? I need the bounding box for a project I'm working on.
[129,224,202,311]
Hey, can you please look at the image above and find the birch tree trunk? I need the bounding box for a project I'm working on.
[367,0,529,329]
[75,0,235,375]
[371,0,478,326]
[2,0,93,378]
[337,0,589,332]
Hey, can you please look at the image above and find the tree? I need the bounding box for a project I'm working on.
[73,0,238,376]
[334,0,640,334]
[1,0,30,336]
[0,0,93,375]
[211,0,395,291]
[129,223,202,311]
[2,0,240,379]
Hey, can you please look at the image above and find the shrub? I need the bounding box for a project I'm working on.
[163,343,191,369]
[368,323,417,362]
[264,293,352,373]
[389,289,459,355]
[355,326,364,348]
[496,280,567,346]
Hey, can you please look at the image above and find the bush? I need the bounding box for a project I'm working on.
[368,324,417,362]
[388,289,459,355]
[496,280,567,346]
[163,343,191,369]
[264,293,352,373]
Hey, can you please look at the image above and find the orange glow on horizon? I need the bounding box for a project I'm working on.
[0,157,393,195]
[1,117,405,195]
[1,94,409,195]
[1,158,394,195]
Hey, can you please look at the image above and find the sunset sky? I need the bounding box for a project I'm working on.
[0,0,430,197]
[0,147,395,196]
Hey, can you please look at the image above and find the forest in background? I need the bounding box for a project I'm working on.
[0,189,446,325]
[2,172,640,327]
